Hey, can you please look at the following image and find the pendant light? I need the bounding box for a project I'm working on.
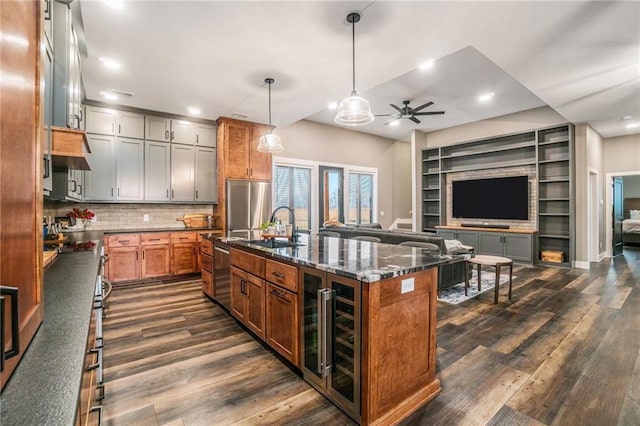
[334,12,374,126]
[257,78,284,153]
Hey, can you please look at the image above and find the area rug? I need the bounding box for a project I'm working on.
[438,270,514,305]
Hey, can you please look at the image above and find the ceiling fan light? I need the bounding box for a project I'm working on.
[335,93,374,126]
[257,132,284,153]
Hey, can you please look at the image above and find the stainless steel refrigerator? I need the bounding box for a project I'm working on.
[226,180,272,240]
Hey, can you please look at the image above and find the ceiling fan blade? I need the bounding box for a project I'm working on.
[409,116,421,124]
[411,101,434,113]
[389,104,403,113]
[414,111,445,116]
[374,114,395,117]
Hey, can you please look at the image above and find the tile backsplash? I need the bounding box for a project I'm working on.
[43,201,218,230]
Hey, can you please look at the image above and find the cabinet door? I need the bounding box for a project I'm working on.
[504,234,533,262]
[224,122,250,179]
[51,0,70,128]
[116,111,145,139]
[455,230,479,248]
[245,273,265,339]
[171,144,195,201]
[116,138,144,200]
[84,134,116,201]
[194,147,217,203]
[266,283,299,365]
[202,269,214,298]
[142,245,171,278]
[436,230,456,241]
[68,167,83,200]
[196,123,216,147]
[478,232,504,256]
[144,141,170,201]
[145,115,171,142]
[171,243,198,274]
[85,105,116,135]
[107,246,140,282]
[42,42,53,193]
[171,120,196,145]
[68,29,81,128]
[249,125,272,180]
[230,266,246,321]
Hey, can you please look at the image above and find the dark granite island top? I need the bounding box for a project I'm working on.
[222,234,454,282]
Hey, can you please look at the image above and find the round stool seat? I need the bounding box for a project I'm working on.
[465,255,513,303]
[468,255,512,266]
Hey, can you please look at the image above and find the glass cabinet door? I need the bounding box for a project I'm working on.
[301,267,324,384]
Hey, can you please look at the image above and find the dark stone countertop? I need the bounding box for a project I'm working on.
[0,246,103,425]
[223,234,455,283]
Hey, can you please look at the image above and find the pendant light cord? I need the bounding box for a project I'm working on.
[268,81,272,126]
[351,18,356,94]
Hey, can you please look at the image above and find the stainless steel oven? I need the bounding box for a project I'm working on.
[213,242,231,310]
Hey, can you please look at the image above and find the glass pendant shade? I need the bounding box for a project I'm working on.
[257,132,284,153]
[334,91,374,126]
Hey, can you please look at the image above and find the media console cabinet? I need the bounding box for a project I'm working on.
[436,226,536,264]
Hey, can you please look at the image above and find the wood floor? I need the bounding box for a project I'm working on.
[102,248,640,425]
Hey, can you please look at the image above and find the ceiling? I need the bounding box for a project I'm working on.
[76,1,640,142]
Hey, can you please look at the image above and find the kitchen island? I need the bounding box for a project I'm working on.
[219,234,451,425]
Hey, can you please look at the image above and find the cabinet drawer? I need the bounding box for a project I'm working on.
[202,269,213,297]
[201,239,213,256]
[230,248,265,278]
[265,259,298,293]
[201,254,213,273]
[171,232,197,243]
[141,232,170,245]
[107,234,140,247]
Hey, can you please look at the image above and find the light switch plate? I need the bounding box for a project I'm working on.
[143,214,149,222]
[401,277,415,294]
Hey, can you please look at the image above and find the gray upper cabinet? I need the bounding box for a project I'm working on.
[195,147,217,203]
[116,111,145,139]
[84,134,116,201]
[43,40,54,194]
[171,145,195,202]
[145,115,171,142]
[85,106,116,135]
[145,141,170,201]
[171,120,197,145]
[116,138,144,201]
[196,123,216,147]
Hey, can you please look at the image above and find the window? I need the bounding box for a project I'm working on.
[274,165,311,230]
[348,172,373,224]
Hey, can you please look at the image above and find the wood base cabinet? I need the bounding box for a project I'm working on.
[107,246,140,282]
[201,238,214,297]
[266,283,299,366]
[230,266,265,339]
[141,232,171,278]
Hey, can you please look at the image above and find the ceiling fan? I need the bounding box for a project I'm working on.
[376,100,445,124]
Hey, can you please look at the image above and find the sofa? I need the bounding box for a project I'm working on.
[318,224,472,292]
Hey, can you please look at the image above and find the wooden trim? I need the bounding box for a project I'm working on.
[435,225,537,234]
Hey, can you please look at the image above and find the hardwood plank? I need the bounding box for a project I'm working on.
[486,405,545,426]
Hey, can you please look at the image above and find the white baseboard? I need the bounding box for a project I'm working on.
[574,260,590,269]
[598,252,606,262]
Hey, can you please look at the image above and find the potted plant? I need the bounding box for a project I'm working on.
[260,221,276,236]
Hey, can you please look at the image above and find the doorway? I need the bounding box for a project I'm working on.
[319,166,344,224]
[605,171,640,257]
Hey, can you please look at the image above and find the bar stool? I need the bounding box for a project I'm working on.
[465,254,513,304]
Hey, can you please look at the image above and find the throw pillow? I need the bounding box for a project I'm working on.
[630,210,640,220]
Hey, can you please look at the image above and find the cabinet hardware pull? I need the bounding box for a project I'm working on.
[86,348,100,371]
[250,168,253,176]
[111,188,114,197]
[78,184,82,196]
[0,286,20,365]
[246,168,249,176]
[44,0,51,20]
[112,123,115,133]
[43,157,50,179]
[96,384,105,402]
[195,190,198,199]
[71,180,77,192]
[166,189,169,198]
[272,271,285,279]
[142,251,145,260]
[89,406,102,425]
[136,251,138,261]
[118,124,121,134]
[196,134,199,144]
[165,130,169,140]
[271,288,287,299]
[119,240,129,243]
[171,131,174,140]
[118,187,120,197]
[149,238,160,241]
[172,189,174,198]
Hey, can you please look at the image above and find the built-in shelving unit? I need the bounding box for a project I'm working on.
[536,124,574,267]
[421,148,442,232]
[421,123,574,267]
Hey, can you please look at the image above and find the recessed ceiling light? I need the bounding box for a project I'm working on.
[478,92,495,103]
[626,122,639,129]
[419,59,435,71]
[187,107,201,115]
[328,102,338,110]
[622,115,632,121]
[389,119,400,127]
[103,0,124,9]
[99,91,118,101]
[99,57,121,70]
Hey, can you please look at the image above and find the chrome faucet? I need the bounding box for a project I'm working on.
[269,206,297,243]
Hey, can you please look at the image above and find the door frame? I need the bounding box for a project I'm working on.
[604,170,640,257]
[319,166,345,225]
[588,169,602,262]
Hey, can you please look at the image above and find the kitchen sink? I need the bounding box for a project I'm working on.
[247,239,303,249]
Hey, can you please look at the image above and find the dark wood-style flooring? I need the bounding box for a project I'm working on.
[102,248,640,425]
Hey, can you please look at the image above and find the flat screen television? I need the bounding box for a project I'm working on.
[452,176,528,220]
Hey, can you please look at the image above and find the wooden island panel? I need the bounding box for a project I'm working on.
[361,268,441,425]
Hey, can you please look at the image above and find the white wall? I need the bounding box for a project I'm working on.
[275,119,408,228]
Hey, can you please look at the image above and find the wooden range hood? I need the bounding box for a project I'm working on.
[51,126,91,170]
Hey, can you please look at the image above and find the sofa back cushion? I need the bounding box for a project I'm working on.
[319,227,445,252]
